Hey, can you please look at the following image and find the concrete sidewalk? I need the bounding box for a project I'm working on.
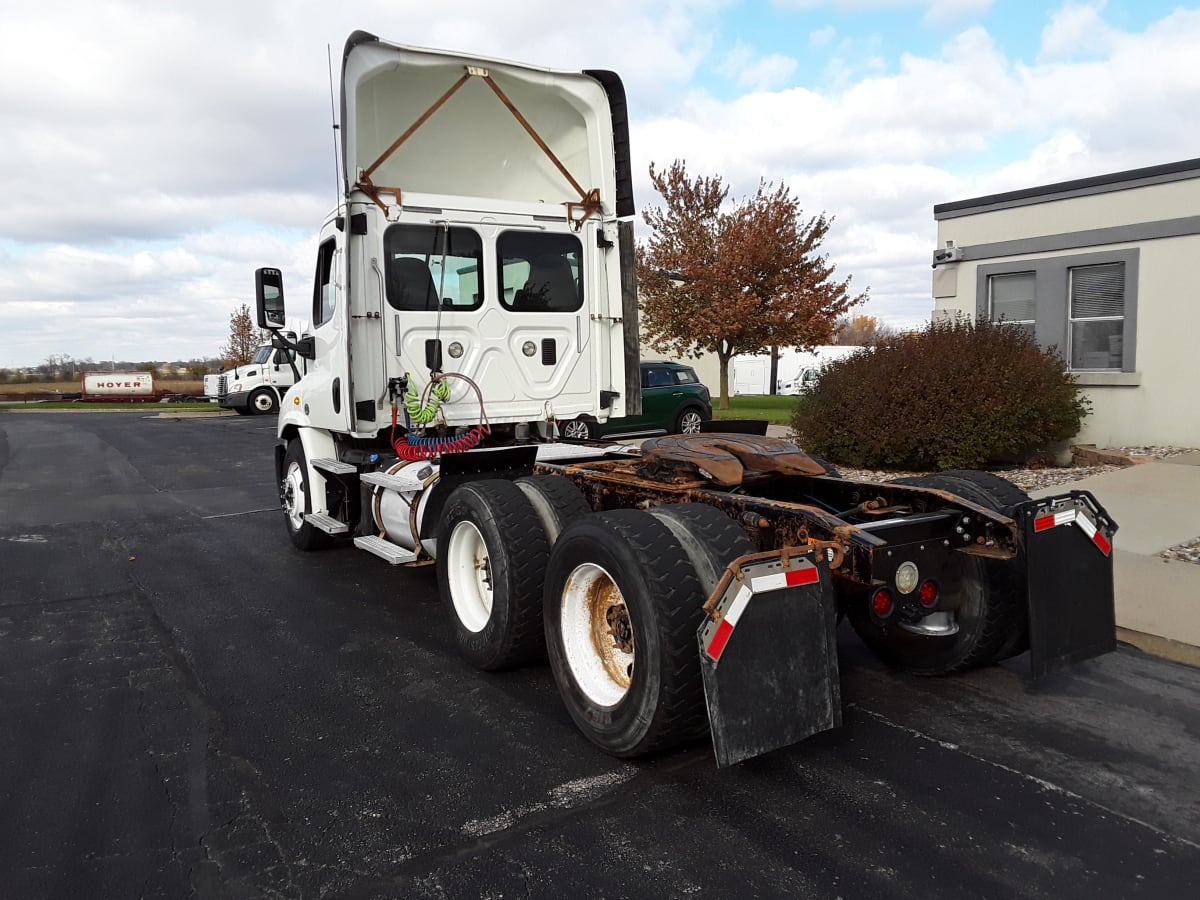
[1031,452,1200,657]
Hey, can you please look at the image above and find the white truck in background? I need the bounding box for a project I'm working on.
[203,343,303,415]
[776,345,865,395]
[731,346,865,395]
[250,31,1119,768]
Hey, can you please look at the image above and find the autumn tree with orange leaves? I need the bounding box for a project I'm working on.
[637,160,867,408]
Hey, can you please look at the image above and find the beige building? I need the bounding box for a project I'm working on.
[931,157,1200,448]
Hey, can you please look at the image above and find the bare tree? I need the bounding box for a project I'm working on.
[222,304,265,367]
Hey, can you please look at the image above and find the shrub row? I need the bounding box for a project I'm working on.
[791,319,1089,470]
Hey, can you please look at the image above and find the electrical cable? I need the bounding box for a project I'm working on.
[391,372,491,460]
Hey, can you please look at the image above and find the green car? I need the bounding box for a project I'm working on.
[561,361,713,440]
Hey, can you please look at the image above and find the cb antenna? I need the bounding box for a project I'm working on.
[326,44,342,212]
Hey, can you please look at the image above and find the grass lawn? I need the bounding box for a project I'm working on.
[711,394,796,425]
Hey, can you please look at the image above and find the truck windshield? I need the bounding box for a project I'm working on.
[384,224,484,311]
[251,346,272,365]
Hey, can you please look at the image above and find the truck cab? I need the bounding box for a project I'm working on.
[205,343,302,415]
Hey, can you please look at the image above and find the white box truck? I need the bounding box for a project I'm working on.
[250,31,1119,767]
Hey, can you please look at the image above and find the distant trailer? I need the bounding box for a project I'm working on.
[78,372,189,403]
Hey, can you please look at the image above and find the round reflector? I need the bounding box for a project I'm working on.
[918,580,939,608]
[871,588,894,618]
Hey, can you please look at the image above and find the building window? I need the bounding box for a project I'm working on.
[975,249,1137,373]
[987,271,1036,339]
[1068,263,1125,370]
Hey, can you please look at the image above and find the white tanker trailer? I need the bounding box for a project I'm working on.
[78,372,192,403]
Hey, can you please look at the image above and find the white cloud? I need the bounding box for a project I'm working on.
[718,42,799,90]
[1039,1,1118,60]
[922,0,994,27]
[810,26,838,47]
[3,1,1200,365]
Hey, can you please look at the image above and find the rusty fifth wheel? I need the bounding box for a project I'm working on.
[544,508,734,757]
[437,480,550,670]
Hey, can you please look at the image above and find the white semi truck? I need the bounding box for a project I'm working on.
[203,343,302,415]
[254,32,1119,766]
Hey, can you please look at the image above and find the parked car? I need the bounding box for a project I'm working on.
[560,361,712,440]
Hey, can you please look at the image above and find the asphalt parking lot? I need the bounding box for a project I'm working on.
[2,410,1199,899]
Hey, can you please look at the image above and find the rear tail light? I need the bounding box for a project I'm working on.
[871,588,894,619]
[918,580,939,608]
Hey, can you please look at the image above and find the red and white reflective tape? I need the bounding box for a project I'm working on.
[705,563,820,661]
[1033,505,1111,556]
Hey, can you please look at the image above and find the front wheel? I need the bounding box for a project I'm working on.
[675,408,706,434]
[560,418,596,441]
[544,510,712,757]
[280,440,331,551]
[249,388,278,415]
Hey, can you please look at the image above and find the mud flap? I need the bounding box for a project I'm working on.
[697,551,841,767]
[1017,492,1118,677]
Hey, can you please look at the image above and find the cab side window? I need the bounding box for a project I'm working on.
[312,239,336,327]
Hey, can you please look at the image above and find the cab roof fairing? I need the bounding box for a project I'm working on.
[339,32,627,219]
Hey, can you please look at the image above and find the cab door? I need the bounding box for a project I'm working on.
[300,224,353,432]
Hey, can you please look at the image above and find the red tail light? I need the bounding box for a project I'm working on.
[918,580,939,608]
[871,588,894,618]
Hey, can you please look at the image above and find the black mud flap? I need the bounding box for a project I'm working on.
[697,551,841,767]
[1016,492,1118,677]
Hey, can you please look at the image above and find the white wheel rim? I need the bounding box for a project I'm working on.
[447,520,493,633]
[564,420,588,439]
[560,563,634,707]
[681,412,702,433]
[254,393,274,412]
[283,461,305,530]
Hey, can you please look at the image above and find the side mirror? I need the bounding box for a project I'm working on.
[255,267,286,330]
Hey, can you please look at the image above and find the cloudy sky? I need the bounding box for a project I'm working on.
[2,0,1198,368]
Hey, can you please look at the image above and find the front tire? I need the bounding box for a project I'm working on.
[249,388,278,415]
[544,510,713,757]
[675,407,706,434]
[437,480,550,670]
[281,440,331,551]
[560,418,596,441]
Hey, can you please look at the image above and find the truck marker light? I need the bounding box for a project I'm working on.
[871,588,894,618]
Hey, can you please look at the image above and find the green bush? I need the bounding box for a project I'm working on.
[791,319,1090,470]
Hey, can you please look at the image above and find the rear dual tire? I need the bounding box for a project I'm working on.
[437,476,591,671]
[543,504,751,757]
